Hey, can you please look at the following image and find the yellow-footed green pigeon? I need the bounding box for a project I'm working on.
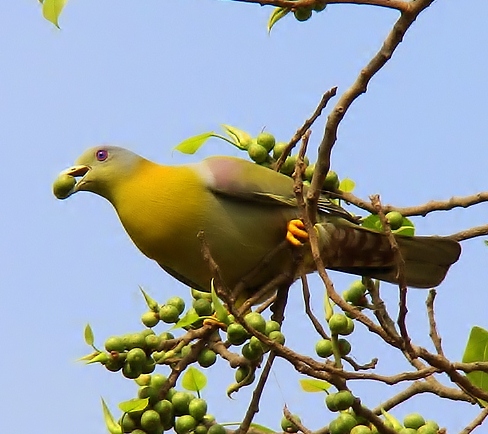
[53,146,461,298]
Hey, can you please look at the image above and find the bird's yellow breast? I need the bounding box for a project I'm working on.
[109,160,210,266]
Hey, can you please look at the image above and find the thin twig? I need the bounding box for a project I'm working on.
[426,290,444,356]
[301,275,329,339]
[234,0,409,13]
[460,406,488,434]
[276,88,337,171]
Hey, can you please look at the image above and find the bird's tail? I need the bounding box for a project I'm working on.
[315,221,461,288]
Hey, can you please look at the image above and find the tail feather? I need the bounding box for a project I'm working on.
[316,221,461,288]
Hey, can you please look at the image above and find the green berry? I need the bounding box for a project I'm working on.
[120,414,138,433]
[188,398,208,421]
[135,374,152,386]
[171,391,194,416]
[141,310,160,327]
[281,415,301,433]
[341,317,355,336]
[313,0,327,12]
[268,330,286,345]
[325,393,339,412]
[329,413,357,434]
[167,296,186,314]
[418,424,438,434]
[334,390,354,411]
[159,331,175,341]
[153,399,174,426]
[192,298,214,316]
[159,304,180,323]
[105,336,125,352]
[304,164,315,181]
[208,424,226,434]
[315,339,333,358]
[175,415,197,434]
[227,323,250,345]
[328,313,349,335]
[52,174,76,199]
[124,333,146,350]
[344,280,367,305]
[242,342,263,361]
[265,320,281,335]
[350,426,372,434]
[338,338,351,356]
[257,132,276,152]
[145,334,160,351]
[235,366,255,385]
[198,348,217,368]
[150,373,168,390]
[127,348,147,366]
[323,170,340,191]
[195,424,208,434]
[272,141,288,159]
[280,155,297,176]
[294,7,313,21]
[249,335,269,353]
[244,312,266,334]
[248,141,269,164]
[140,409,162,432]
[386,211,404,230]
[403,413,425,430]
[138,385,160,405]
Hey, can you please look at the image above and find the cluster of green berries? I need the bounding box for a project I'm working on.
[293,0,327,22]
[342,280,368,308]
[115,373,225,434]
[246,131,340,191]
[325,401,439,434]
[315,312,354,359]
[98,293,219,377]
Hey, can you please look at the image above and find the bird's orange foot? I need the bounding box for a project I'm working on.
[286,219,309,246]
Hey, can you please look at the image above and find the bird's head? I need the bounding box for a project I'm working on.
[53,145,142,200]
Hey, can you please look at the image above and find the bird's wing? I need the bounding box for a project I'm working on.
[199,156,357,222]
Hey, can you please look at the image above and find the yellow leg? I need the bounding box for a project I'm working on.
[286,219,309,246]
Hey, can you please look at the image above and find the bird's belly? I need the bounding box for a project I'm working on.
[117,196,295,292]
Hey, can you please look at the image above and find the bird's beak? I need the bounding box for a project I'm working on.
[53,164,91,199]
[63,165,91,192]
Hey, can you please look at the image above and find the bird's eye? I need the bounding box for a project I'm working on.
[96,149,108,161]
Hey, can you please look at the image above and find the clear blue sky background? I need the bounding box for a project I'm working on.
[2,1,488,433]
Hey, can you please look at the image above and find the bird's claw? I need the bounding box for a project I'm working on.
[286,219,309,246]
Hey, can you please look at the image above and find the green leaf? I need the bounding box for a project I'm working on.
[84,323,94,346]
[139,286,160,312]
[484,240,488,246]
[221,124,253,150]
[299,378,331,392]
[172,309,201,329]
[463,326,488,401]
[118,398,149,413]
[211,280,231,325]
[267,7,290,33]
[101,398,123,434]
[361,214,415,236]
[42,0,67,28]
[339,178,355,193]
[182,366,207,392]
[174,132,215,154]
[249,423,275,433]
[361,214,382,232]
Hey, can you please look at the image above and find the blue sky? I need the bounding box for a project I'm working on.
[2,1,488,433]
